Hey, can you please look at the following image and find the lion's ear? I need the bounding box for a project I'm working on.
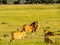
[53,32,56,36]
[44,30,49,33]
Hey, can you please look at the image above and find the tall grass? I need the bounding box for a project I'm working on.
[0,4,60,45]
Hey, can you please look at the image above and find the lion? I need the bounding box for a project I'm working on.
[22,21,40,35]
[10,29,26,41]
[44,30,56,44]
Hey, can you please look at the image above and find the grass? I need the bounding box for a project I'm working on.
[0,4,60,45]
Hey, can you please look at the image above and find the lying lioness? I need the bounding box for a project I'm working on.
[10,29,26,41]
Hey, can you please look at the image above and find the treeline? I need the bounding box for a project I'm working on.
[0,0,60,4]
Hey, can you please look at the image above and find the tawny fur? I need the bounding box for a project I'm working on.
[44,30,56,44]
[11,30,26,41]
[22,21,40,34]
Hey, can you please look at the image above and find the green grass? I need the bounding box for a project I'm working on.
[0,4,60,45]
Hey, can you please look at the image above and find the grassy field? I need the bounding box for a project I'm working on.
[0,4,60,45]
